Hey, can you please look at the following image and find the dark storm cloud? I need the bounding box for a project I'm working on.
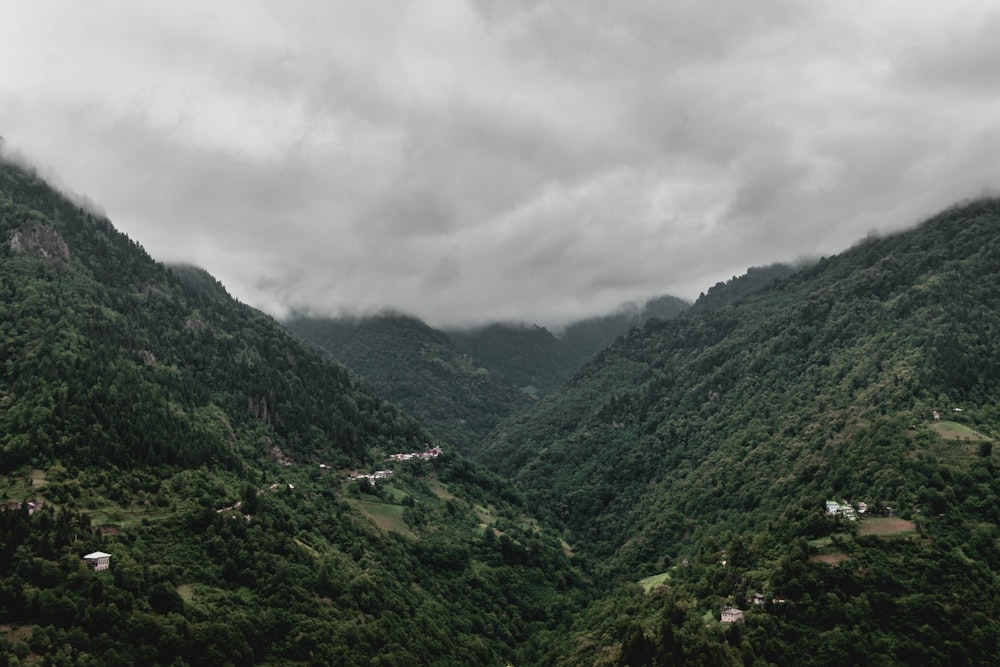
[3,1,1000,326]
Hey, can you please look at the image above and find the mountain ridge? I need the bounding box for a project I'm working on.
[486,198,1000,662]
[7,147,1000,663]
[284,295,689,454]
[0,155,586,665]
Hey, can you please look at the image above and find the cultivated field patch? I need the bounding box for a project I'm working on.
[639,571,670,592]
[859,518,916,537]
[176,584,196,603]
[30,469,48,488]
[427,478,456,501]
[350,498,415,537]
[561,539,574,557]
[809,552,851,565]
[930,421,991,442]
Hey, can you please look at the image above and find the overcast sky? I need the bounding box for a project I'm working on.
[3,1,1000,327]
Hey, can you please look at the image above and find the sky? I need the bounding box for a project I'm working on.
[3,1,1000,328]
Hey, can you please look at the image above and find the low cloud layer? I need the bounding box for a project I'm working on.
[3,1,999,326]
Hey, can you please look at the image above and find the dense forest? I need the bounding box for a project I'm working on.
[283,313,535,455]
[479,199,1000,663]
[6,148,1000,664]
[444,295,689,398]
[0,157,585,665]
[285,297,688,454]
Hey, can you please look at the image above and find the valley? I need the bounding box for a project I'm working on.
[4,153,1000,664]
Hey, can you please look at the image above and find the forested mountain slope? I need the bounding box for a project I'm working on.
[445,295,689,397]
[0,157,584,665]
[284,296,688,455]
[485,200,1000,664]
[284,312,534,454]
[686,263,797,313]
[0,162,428,472]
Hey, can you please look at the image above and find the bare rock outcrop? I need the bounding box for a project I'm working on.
[8,224,70,261]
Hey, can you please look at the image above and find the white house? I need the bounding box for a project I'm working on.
[721,607,745,623]
[83,551,111,571]
[826,500,858,521]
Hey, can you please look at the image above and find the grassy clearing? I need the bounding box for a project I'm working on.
[560,540,574,557]
[427,478,456,501]
[0,475,35,504]
[294,537,320,558]
[639,571,670,592]
[381,486,411,504]
[0,624,32,643]
[474,505,496,526]
[349,498,415,538]
[809,552,851,565]
[808,533,851,565]
[176,584,196,603]
[930,421,991,442]
[83,504,183,531]
[859,518,917,537]
[30,469,48,488]
[808,537,834,549]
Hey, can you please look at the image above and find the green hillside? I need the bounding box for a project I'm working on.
[687,263,797,314]
[482,200,1000,663]
[0,157,584,665]
[284,297,688,455]
[557,295,690,370]
[446,295,689,398]
[284,312,534,455]
[0,163,429,472]
[9,146,1000,664]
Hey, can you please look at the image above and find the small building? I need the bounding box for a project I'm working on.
[826,499,858,521]
[751,593,765,606]
[83,551,111,571]
[721,607,745,623]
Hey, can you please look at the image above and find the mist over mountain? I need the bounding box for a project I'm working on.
[7,147,1000,664]
[283,311,535,455]
[285,295,689,454]
[478,198,1000,663]
[0,156,585,665]
[687,263,799,313]
[445,294,690,397]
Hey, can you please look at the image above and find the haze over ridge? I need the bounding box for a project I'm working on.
[3,1,999,327]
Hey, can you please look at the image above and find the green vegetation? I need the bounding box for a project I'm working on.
[0,458,587,665]
[477,199,1000,662]
[7,147,1000,663]
[930,420,992,441]
[638,571,670,592]
[349,497,412,535]
[284,296,689,455]
[858,518,917,537]
[446,295,689,398]
[0,157,585,665]
[284,313,534,455]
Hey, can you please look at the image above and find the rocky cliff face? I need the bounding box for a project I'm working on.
[8,223,70,261]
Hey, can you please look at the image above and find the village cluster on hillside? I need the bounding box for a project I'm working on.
[825,499,868,521]
[346,446,443,485]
